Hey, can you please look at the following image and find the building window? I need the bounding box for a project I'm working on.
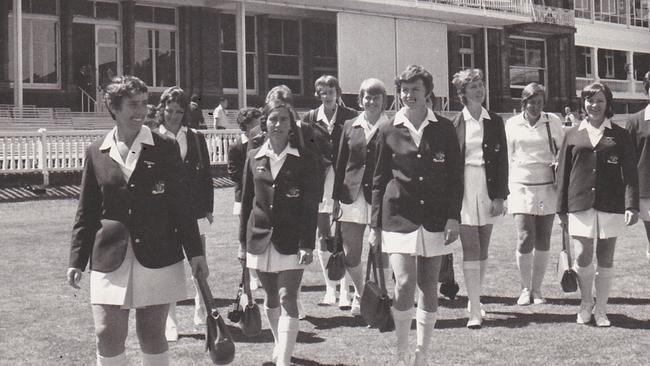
[459,34,475,71]
[634,52,650,81]
[594,0,626,24]
[311,22,337,84]
[221,14,257,94]
[267,18,302,95]
[134,6,178,89]
[604,50,615,78]
[8,12,60,88]
[632,0,649,28]
[576,46,593,78]
[72,1,119,20]
[597,48,627,80]
[574,0,592,19]
[509,37,546,98]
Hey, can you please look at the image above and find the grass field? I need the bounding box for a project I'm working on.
[1,188,650,366]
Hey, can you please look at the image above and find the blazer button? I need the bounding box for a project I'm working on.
[367,149,371,153]
[418,177,424,181]
[417,154,422,158]
[483,143,488,148]
[420,200,425,205]
[128,209,133,215]
[592,169,596,172]
[487,178,492,182]
[591,187,595,191]
[270,204,274,209]
[364,183,369,187]
[130,183,135,188]
[134,238,141,243]
[272,184,276,188]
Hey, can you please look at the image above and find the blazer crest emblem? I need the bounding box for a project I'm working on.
[152,180,166,194]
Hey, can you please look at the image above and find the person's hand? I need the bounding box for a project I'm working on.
[624,209,638,226]
[444,219,459,245]
[298,249,314,265]
[238,243,246,264]
[190,255,209,280]
[332,200,341,220]
[490,199,506,216]
[369,228,381,248]
[67,268,82,289]
[558,213,568,228]
[205,212,214,224]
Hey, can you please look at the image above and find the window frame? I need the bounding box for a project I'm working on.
[604,50,616,78]
[267,17,303,95]
[508,36,547,99]
[8,12,61,89]
[311,21,337,84]
[221,14,258,95]
[134,6,179,91]
[459,34,475,71]
[576,46,593,78]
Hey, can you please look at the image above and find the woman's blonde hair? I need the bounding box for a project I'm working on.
[451,68,484,105]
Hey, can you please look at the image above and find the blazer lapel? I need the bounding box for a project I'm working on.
[455,115,466,157]
[352,124,367,161]
[127,142,156,186]
[99,148,128,187]
[254,156,274,185]
[185,129,198,165]
[274,155,299,184]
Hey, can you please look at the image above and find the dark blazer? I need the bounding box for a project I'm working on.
[333,116,385,204]
[239,145,321,255]
[453,110,509,200]
[182,129,213,219]
[302,104,358,170]
[228,133,266,204]
[625,108,650,198]
[556,122,639,214]
[69,132,203,273]
[189,102,206,129]
[371,113,463,233]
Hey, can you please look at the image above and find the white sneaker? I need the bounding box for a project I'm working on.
[194,305,207,326]
[576,301,594,324]
[517,289,531,306]
[250,278,261,291]
[467,302,487,317]
[320,288,337,306]
[339,293,352,309]
[594,311,611,327]
[531,290,546,305]
[350,295,361,316]
[165,322,178,342]
[298,299,307,320]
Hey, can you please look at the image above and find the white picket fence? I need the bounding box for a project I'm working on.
[0,129,242,184]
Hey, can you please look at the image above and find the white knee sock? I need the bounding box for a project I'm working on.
[463,261,481,316]
[516,251,533,290]
[347,263,365,297]
[276,316,299,366]
[575,261,595,304]
[531,250,549,294]
[265,306,281,361]
[340,273,351,298]
[317,250,337,292]
[96,352,126,366]
[479,259,488,288]
[415,308,437,357]
[391,307,414,358]
[141,351,169,366]
[594,266,614,314]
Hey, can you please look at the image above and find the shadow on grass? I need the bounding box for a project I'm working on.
[179,327,324,344]
[305,315,368,330]
[289,357,355,366]
[177,297,232,308]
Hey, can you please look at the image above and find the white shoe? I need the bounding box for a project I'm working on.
[320,289,337,306]
[339,293,352,309]
[466,313,482,329]
[517,289,531,306]
[250,278,261,291]
[414,351,429,366]
[594,311,611,327]
[576,301,594,324]
[350,295,361,316]
[467,302,487,317]
[298,299,307,320]
[194,306,207,326]
[165,322,178,342]
[531,290,546,305]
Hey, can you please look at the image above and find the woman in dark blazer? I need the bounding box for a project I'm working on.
[371,65,462,365]
[155,86,214,340]
[557,82,638,327]
[332,78,390,316]
[451,68,508,329]
[66,76,208,365]
[239,91,320,366]
[625,71,650,263]
[303,75,358,307]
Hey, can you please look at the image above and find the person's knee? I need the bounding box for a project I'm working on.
[95,323,127,356]
[517,229,534,253]
[278,288,298,316]
[395,275,416,296]
[344,250,362,267]
[136,322,167,354]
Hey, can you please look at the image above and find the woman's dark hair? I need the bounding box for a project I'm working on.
[581,82,614,119]
[395,64,434,97]
[314,75,342,98]
[236,107,263,132]
[156,86,190,126]
[103,75,148,120]
[263,87,302,151]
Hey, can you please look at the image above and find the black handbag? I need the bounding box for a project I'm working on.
[196,277,236,365]
[557,226,578,293]
[326,218,346,281]
[240,267,262,337]
[360,245,394,332]
[438,254,455,284]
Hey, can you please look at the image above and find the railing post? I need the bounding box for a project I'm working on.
[38,128,49,186]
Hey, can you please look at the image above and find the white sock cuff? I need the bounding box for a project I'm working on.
[96,352,126,366]
[596,266,614,279]
[416,308,437,324]
[463,261,480,270]
[141,351,169,366]
[278,316,299,332]
[574,261,594,272]
[391,306,414,321]
[517,251,533,258]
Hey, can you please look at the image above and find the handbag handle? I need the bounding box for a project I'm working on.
[365,244,387,293]
[544,117,557,156]
[241,265,254,307]
[365,246,379,285]
[561,225,573,264]
[196,276,218,315]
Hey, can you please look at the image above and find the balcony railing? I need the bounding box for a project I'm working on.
[576,77,646,96]
[532,4,575,26]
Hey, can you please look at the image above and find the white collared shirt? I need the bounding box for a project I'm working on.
[353,112,387,143]
[240,133,249,144]
[644,104,650,122]
[463,106,491,166]
[100,125,154,181]
[393,108,438,148]
[255,141,300,179]
[316,104,338,133]
[158,124,188,160]
[578,118,612,148]
[506,112,565,184]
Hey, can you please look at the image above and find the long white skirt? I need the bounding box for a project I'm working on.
[247,244,306,273]
[568,208,625,239]
[319,166,335,213]
[382,227,452,257]
[339,192,371,225]
[461,165,497,226]
[90,239,188,309]
[507,182,557,216]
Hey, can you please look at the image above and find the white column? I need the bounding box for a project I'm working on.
[592,47,599,81]
[483,27,490,110]
[13,0,23,108]
[236,1,247,108]
[627,50,635,93]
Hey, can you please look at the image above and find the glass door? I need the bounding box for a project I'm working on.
[95,26,121,112]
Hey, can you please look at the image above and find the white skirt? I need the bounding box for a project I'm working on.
[568,208,625,239]
[382,227,452,257]
[339,192,372,225]
[247,244,306,273]
[90,239,188,308]
[639,198,650,222]
[319,166,335,213]
[507,182,557,216]
[461,165,497,226]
